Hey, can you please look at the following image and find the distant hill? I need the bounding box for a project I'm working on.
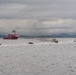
[19,33,76,38]
[0,33,76,38]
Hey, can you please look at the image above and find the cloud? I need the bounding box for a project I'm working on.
[0,19,76,36]
[0,3,27,19]
[0,0,76,35]
[0,0,76,19]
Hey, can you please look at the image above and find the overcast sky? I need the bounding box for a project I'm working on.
[0,0,76,35]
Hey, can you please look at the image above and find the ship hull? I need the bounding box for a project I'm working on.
[3,34,19,40]
[3,37,18,39]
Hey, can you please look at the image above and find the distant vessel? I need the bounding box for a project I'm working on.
[3,30,19,39]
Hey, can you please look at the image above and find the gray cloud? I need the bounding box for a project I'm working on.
[0,0,76,35]
[0,0,76,19]
[0,19,75,36]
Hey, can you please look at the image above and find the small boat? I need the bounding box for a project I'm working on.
[3,30,19,39]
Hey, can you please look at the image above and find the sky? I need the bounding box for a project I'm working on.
[0,0,76,36]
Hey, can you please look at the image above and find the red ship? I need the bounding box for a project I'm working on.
[3,30,19,39]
